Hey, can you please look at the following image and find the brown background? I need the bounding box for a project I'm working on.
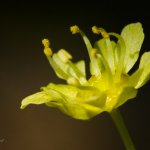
[0,1,150,150]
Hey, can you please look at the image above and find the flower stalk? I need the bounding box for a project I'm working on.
[110,109,135,150]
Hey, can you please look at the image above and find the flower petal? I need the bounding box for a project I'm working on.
[20,90,64,109]
[46,101,104,120]
[75,60,86,76]
[94,39,115,73]
[130,52,150,88]
[45,83,106,107]
[114,87,137,109]
[52,51,87,85]
[21,83,106,120]
[45,83,107,120]
[121,22,144,73]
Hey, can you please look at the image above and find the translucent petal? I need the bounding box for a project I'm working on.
[114,87,137,109]
[46,102,103,120]
[121,22,144,73]
[90,56,104,76]
[46,83,106,107]
[130,52,150,88]
[45,84,107,120]
[52,52,87,84]
[22,83,106,120]
[52,54,70,79]
[75,60,86,76]
[20,90,64,109]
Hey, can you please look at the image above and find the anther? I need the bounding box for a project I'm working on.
[91,48,98,58]
[70,25,80,34]
[92,26,109,38]
[42,39,53,57]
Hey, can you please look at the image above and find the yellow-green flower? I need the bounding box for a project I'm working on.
[21,22,150,120]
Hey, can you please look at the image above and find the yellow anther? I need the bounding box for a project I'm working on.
[92,26,100,34]
[44,48,52,57]
[91,48,98,58]
[42,39,53,57]
[70,25,80,34]
[57,49,72,63]
[100,28,109,38]
[92,26,109,38]
[42,39,50,48]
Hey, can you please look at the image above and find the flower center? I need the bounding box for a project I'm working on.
[88,72,130,111]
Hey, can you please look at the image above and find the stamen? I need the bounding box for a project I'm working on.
[70,25,80,34]
[42,39,53,57]
[92,26,100,34]
[70,25,102,76]
[42,38,50,47]
[92,26,109,38]
[70,25,93,57]
[92,26,115,74]
[42,39,69,80]
[91,48,98,58]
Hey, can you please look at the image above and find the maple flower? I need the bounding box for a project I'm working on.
[21,23,150,120]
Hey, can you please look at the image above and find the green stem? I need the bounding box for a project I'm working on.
[110,109,136,150]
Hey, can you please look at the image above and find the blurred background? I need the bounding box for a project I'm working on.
[0,1,150,150]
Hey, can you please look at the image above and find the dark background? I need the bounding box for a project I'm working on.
[0,1,150,150]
